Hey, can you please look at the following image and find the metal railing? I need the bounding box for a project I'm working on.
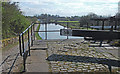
[0,23,35,74]
[18,23,35,72]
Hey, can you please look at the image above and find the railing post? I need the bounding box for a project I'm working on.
[21,33,26,72]
[45,23,47,40]
[31,26,33,46]
[114,20,117,30]
[23,54,26,72]
[67,22,68,39]
[33,24,35,40]
[110,21,114,32]
[102,20,105,30]
[28,29,30,56]
[22,33,24,53]
[19,35,22,56]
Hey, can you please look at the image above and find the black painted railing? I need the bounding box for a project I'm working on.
[18,23,35,72]
[4,23,35,74]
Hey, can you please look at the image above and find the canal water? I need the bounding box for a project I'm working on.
[38,24,83,40]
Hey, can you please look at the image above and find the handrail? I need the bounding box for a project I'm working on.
[20,23,34,36]
[18,23,35,72]
[2,23,35,73]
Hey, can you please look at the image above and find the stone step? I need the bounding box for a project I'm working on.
[30,46,47,50]
[26,50,49,72]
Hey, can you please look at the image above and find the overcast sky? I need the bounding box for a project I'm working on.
[11,0,120,16]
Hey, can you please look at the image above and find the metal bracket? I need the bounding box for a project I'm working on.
[60,29,72,36]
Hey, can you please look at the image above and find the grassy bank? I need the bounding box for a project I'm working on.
[58,21,79,23]
[1,41,18,51]
[59,22,95,30]
[35,24,42,40]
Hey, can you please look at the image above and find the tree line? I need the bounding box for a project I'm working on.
[2,2,37,39]
[36,13,120,28]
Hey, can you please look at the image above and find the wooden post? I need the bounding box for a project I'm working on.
[99,40,103,47]
[67,22,68,39]
[102,21,105,30]
[114,20,117,30]
[110,17,114,32]
[110,21,114,32]
[45,23,47,40]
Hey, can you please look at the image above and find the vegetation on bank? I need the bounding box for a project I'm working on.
[35,24,42,40]
[58,21,79,23]
[2,2,37,39]
[1,2,38,49]
[2,40,18,51]
[36,13,120,31]
[59,22,95,30]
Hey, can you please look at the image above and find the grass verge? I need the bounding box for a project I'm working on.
[1,42,18,51]
[58,21,79,23]
[35,24,42,40]
[60,23,95,30]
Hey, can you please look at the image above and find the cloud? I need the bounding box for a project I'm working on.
[12,0,120,16]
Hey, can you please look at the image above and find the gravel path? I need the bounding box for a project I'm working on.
[1,42,21,72]
[1,24,39,72]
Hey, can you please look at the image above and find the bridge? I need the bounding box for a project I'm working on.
[1,17,120,73]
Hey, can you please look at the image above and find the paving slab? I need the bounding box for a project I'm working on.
[26,48,49,72]
[23,39,120,73]
[46,39,120,72]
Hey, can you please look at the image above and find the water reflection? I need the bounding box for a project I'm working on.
[38,24,83,40]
